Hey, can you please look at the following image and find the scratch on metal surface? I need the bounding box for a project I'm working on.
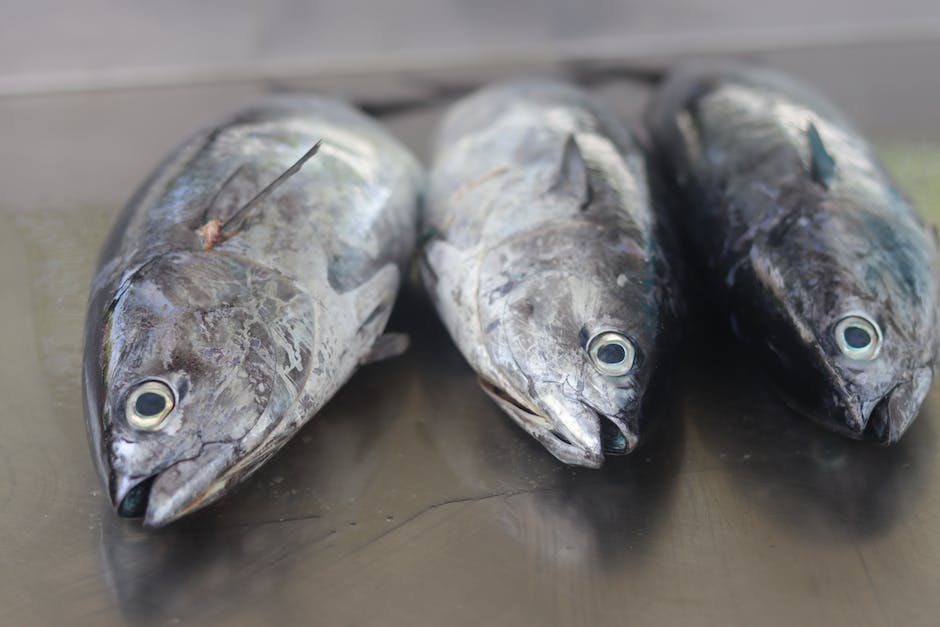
[855,546,889,623]
[347,487,564,556]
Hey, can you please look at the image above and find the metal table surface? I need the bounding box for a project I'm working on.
[2,41,940,626]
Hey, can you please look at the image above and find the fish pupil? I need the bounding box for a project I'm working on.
[135,392,166,417]
[597,343,626,364]
[843,326,872,349]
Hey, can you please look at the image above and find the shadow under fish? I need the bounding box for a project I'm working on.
[95,336,415,622]
[687,323,933,543]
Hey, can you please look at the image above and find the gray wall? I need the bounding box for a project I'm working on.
[4,1,940,94]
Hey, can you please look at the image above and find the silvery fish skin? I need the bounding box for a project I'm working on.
[421,80,680,468]
[83,96,422,527]
[644,63,940,443]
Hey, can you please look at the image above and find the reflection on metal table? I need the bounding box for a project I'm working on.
[1,40,939,626]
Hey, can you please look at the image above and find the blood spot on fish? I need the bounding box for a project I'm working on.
[196,218,228,250]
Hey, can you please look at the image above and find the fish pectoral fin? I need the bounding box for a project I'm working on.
[420,237,466,295]
[349,263,401,322]
[360,333,410,365]
[346,263,403,363]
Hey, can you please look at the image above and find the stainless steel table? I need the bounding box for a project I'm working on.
[2,41,939,626]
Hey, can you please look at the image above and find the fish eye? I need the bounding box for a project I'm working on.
[586,331,636,376]
[125,380,175,431]
[833,314,882,360]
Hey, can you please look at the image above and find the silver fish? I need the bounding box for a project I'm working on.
[644,62,940,443]
[420,80,681,468]
[83,96,422,526]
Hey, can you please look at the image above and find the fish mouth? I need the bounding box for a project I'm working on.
[113,471,217,527]
[111,472,157,520]
[763,320,932,444]
[600,415,632,455]
[478,377,637,467]
[861,367,933,444]
[798,366,935,444]
[116,476,156,518]
[109,442,246,528]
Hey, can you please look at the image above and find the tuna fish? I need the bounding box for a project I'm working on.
[644,62,940,443]
[420,80,681,468]
[83,96,422,526]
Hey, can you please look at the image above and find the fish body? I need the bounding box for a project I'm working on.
[83,96,422,526]
[421,80,681,468]
[644,63,940,442]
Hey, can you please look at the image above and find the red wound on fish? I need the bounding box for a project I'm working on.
[196,218,228,250]
[196,140,323,251]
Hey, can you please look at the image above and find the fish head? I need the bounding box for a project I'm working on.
[83,250,315,526]
[744,203,939,443]
[477,226,667,467]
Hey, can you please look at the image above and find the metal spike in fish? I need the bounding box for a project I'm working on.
[420,80,682,468]
[644,62,940,443]
[83,96,422,526]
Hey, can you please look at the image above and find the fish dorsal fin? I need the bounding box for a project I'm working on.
[807,122,836,189]
[549,134,591,210]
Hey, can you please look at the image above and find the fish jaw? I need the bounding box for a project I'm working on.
[736,247,933,444]
[762,336,918,444]
[862,366,933,444]
[477,377,641,468]
[101,411,296,528]
[103,369,318,528]
[596,406,641,455]
[777,353,932,444]
[105,440,230,527]
[109,441,268,528]
[140,443,235,527]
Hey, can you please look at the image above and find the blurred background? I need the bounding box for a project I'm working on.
[4,0,940,95]
[4,1,940,212]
